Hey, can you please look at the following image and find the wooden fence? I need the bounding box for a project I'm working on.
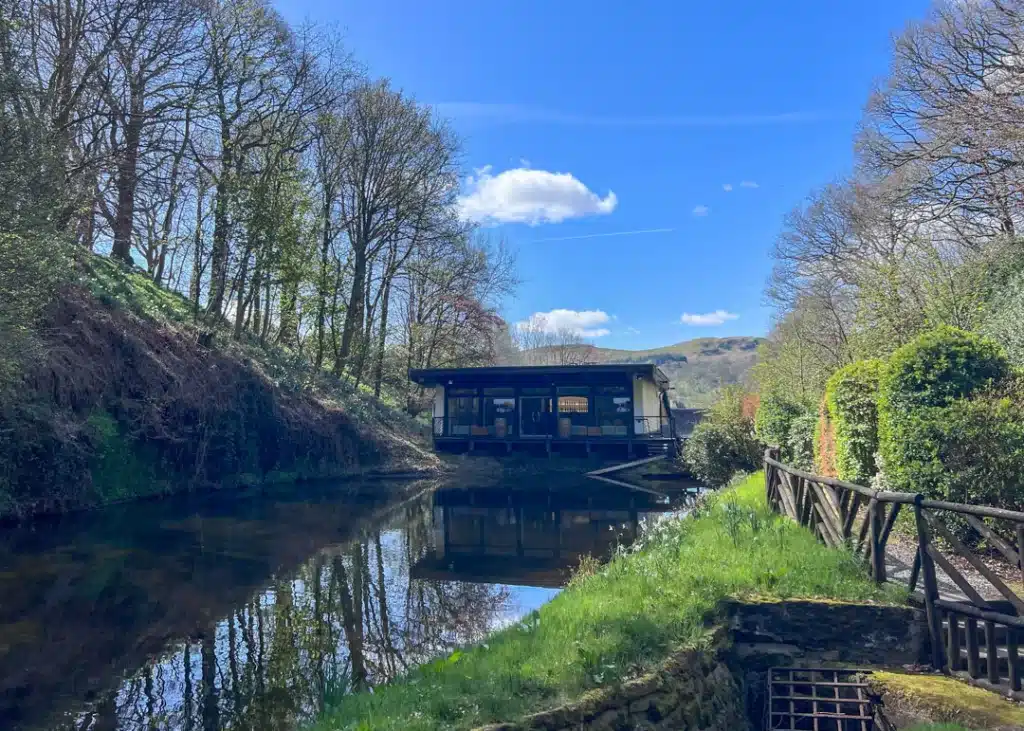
[764,448,1024,697]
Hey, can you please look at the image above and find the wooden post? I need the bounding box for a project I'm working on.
[914,496,946,670]
[986,621,999,684]
[1009,628,1021,692]
[1017,523,1024,589]
[868,498,885,583]
[947,611,960,672]
[966,617,979,679]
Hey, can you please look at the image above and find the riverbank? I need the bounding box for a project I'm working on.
[311,473,905,730]
[0,254,440,520]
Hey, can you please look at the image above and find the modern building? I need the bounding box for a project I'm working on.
[408,364,676,455]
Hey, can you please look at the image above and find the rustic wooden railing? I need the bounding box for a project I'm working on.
[764,448,1024,696]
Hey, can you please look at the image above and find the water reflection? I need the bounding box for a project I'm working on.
[0,476,686,731]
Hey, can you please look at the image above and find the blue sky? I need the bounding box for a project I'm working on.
[275,0,931,350]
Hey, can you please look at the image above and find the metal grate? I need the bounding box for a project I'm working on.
[768,668,875,731]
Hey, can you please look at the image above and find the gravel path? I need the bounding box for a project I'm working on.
[885,532,1023,603]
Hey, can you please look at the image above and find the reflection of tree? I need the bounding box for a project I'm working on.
[200,631,218,731]
[333,552,366,690]
[60,501,521,731]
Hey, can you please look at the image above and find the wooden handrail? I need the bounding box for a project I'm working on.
[764,450,1024,688]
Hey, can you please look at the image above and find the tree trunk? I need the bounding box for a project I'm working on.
[190,182,205,319]
[373,272,392,398]
[232,249,250,339]
[337,241,367,374]
[208,137,232,317]
[315,199,331,371]
[110,84,144,265]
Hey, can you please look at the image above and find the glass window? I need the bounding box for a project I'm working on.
[447,395,479,436]
[557,396,589,413]
[556,389,591,436]
[596,386,632,436]
[484,396,516,436]
[521,387,551,396]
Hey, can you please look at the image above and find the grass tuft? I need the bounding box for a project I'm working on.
[312,473,905,730]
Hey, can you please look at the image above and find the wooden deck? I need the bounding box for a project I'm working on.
[432,434,677,457]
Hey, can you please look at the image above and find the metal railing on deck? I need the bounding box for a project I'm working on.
[764,447,1024,696]
[431,415,674,439]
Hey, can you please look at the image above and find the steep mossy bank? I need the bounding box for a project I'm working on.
[0,257,437,520]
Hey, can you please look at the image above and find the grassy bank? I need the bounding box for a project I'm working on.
[313,473,904,730]
[0,255,437,519]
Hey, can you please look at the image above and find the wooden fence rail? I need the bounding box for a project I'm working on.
[764,448,1024,697]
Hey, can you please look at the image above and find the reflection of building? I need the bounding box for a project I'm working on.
[410,486,675,588]
[409,365,676,456]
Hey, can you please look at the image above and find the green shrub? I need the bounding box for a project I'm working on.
[754,393,801,447]
[881,392,1024,506]
[825,359,884,484]
[880,326,1008,412]
[684,416,761,488]
[786,412,817,471]
[878,327,1022,507]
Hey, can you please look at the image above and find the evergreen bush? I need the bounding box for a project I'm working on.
[754,393,801,448]
[878,327,1021,506]
[825,359,884,484]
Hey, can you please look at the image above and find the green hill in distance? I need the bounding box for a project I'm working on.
[589,336,762,408]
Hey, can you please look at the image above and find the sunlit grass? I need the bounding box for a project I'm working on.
[313,473,905,730]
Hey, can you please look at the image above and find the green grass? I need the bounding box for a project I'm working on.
[312,473,905,731]
[905,726,974,731]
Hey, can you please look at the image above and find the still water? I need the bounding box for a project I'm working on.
[0,473,691,730]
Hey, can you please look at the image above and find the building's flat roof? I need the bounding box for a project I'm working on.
[409,363,670,388]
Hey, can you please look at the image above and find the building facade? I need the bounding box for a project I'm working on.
[409,364,676,455]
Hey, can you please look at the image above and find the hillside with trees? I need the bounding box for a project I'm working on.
[513,334,761,408]
[0,0,517,517]
[686,0,1024,524]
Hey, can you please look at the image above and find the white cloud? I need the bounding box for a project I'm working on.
[722,183,733,192]
[740,180,759,188]
[457,166,617,225]
[517,309,612,337]
[680,310,739,326]
[625,326,641,335]
[692,205,710,216]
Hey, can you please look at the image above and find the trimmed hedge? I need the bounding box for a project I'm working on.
[825,359,884,484]
[880,326,1008,412]
[881,393,1024,506]
[787,412,817,471]
[878,327,1019,504]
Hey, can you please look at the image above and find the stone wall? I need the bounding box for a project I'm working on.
[473,637,749,731]
[722,597,929,669]
[473,599,927,731]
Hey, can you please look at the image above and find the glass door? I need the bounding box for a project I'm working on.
[519,396,552,437]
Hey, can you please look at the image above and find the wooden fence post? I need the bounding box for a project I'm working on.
[914,496,946,671]
[868,498,885,583]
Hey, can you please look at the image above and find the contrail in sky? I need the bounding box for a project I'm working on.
[531,228,674,243]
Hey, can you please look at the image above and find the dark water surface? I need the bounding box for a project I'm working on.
[0,472,691,730]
